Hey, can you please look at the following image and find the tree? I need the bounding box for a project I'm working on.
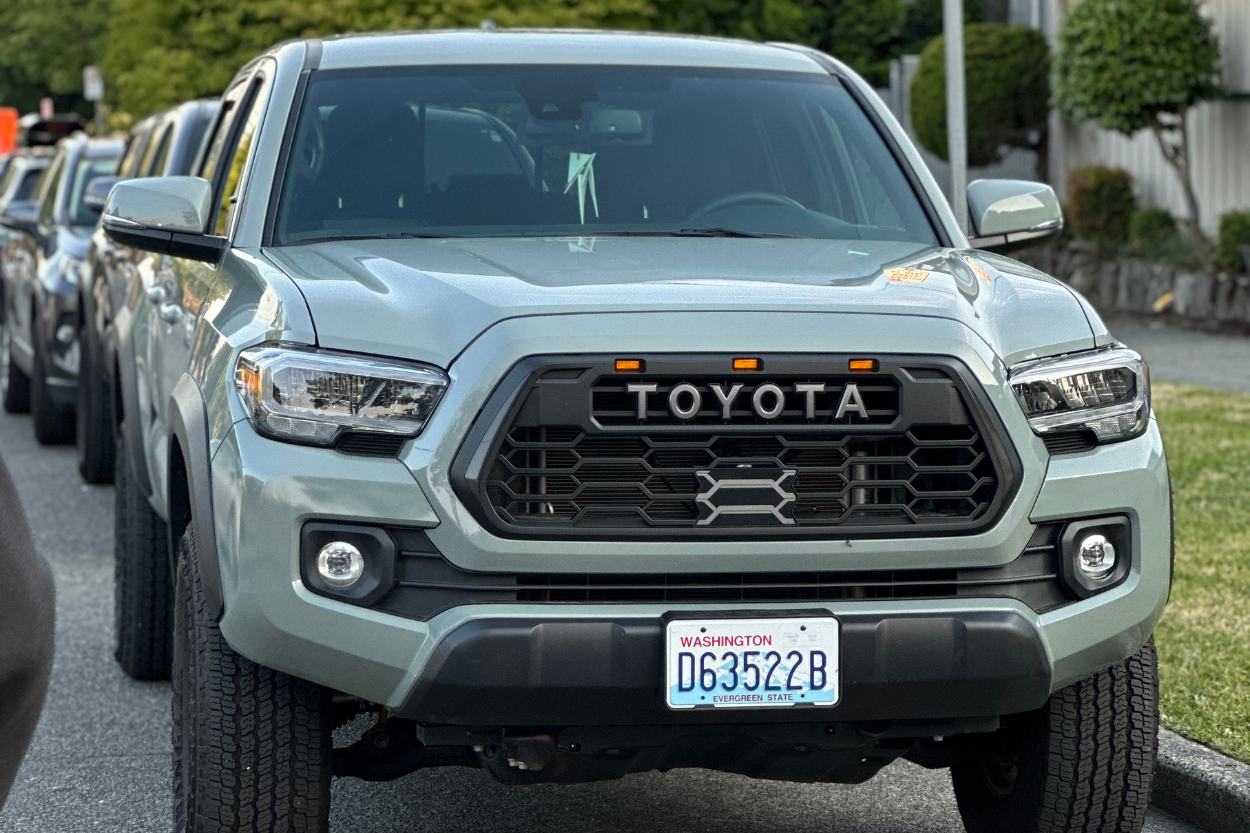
[1053,0,1220,254]
[653,0,906,88]
[909,23,1050,178]
[101,0,656,116]
[0,0,106,116]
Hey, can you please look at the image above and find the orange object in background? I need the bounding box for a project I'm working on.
[0,108,18,155]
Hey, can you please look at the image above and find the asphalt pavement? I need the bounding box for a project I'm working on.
[0,320,1228,832]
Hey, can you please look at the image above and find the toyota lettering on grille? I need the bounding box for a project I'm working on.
[625,381,869,422]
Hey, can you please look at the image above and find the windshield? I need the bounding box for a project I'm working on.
[68,156,120,228]
[274,66,938,245]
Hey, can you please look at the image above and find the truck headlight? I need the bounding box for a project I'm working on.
[235,346,448,447]
[1009,347,1149,444]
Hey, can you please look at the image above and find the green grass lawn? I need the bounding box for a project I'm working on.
[1152,382,1250,761]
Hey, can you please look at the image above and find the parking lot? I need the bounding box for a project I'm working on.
[0,323,1209,833]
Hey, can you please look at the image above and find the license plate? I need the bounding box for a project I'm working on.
[665,617,840,709]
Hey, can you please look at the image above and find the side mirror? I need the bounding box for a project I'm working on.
[102,176,226,263]
[967,180,1063,251]
[0,201,42,242]
[84,175,126,213]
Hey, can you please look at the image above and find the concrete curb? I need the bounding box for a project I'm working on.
[1153,729,1250,833]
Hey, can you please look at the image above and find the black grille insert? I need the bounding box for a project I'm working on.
[453,356,1018,539]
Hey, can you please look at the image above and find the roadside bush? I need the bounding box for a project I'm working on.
[911,23,1050,167]
[1130,208,1177,249]
[1066,166,1135,250]
[1213,211,1250,273]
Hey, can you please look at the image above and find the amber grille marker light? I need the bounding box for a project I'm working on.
[849,359,878,373]
[614,359,644,373]
[733,358,762,371]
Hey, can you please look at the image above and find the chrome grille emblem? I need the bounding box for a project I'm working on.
[695,469,797,526]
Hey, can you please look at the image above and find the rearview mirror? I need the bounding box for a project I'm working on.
[967,179,1063,251]
[102,176,226,263]
[84,175,126,213]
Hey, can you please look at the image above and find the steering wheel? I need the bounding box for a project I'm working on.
[685,191,806,222]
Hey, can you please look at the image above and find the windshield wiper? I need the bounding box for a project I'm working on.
[586,228,805,239]
[291,231,455,245]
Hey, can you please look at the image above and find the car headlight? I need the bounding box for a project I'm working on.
[234,346,448,447]
[1008,347,1149,444]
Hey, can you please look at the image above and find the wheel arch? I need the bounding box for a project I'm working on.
[168,373,224,620]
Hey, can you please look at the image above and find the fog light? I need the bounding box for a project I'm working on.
[316,541,364,587]
[56,324,76,344]
[1077,534,1116,580]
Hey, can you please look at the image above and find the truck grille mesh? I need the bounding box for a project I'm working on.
[486,425,998,529]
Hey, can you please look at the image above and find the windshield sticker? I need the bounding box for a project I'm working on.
[885,268,930,284]
[565,152,599,224]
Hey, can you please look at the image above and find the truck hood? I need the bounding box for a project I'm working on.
[263,237,1095,368]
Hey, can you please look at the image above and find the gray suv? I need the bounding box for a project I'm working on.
[103,32,1169,833]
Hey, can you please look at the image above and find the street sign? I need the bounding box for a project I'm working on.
[83,66,104,102]
[39,98,54,120]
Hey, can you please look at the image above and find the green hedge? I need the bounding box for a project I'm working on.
[910,23,1050,166]
[1214,212,1250,273]
[1066,166,1135,249]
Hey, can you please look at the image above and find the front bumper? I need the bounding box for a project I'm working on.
[394,610,1049,725]
[210,312,1171,719]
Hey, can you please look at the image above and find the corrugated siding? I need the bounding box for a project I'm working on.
[1056,0,1250,235]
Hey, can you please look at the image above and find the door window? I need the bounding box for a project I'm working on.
[118,126,153,178]
[36,154,66,227]
[141,123,174,177]
[211,75,271,237]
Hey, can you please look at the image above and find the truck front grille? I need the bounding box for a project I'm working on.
[452,356,1019,540]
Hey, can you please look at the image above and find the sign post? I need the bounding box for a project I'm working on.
[83,65,104,136]
[943,0,968,234]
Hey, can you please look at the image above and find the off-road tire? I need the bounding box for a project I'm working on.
[1,321,30,413]
[172,526,332,833]
[76,306,115,482]
[114,433,173,680]
[951,639,1159,833]
[30,330,74,444]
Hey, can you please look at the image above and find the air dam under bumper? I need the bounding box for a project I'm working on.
[395,610,1051,725]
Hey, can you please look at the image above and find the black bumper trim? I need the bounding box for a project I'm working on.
[395,610,1051,725]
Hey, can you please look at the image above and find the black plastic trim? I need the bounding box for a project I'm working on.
[450,354,1021,541]
[395,610,1051,725]
[168,374,224,618]
[300,522,397,607]
[1058,515,1132,599]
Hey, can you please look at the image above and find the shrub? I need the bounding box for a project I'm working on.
[1066,166,1135,249]
[1213,212,1250,272]
[1130,208,1177,250]
[910,23,1050,167]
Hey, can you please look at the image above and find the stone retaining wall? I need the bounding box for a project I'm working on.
[1014,241,1250,329]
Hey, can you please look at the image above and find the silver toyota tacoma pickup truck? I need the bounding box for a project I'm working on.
[101,30,1169,833]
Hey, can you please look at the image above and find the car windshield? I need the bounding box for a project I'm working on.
[68,156,120,227]
[274,65,938,245]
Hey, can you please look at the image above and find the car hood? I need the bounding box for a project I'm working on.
[262,237,1095,369]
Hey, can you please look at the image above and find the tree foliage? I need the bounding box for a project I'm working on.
[909,23,1049,166]
[0,0,918,118]
[1052,0,1219,135]
[1052,0,1220,249]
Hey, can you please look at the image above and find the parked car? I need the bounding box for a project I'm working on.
[75,99,218,482]
[0,150,52,412]
[104,32,1169,833]
[0,135,122,443]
